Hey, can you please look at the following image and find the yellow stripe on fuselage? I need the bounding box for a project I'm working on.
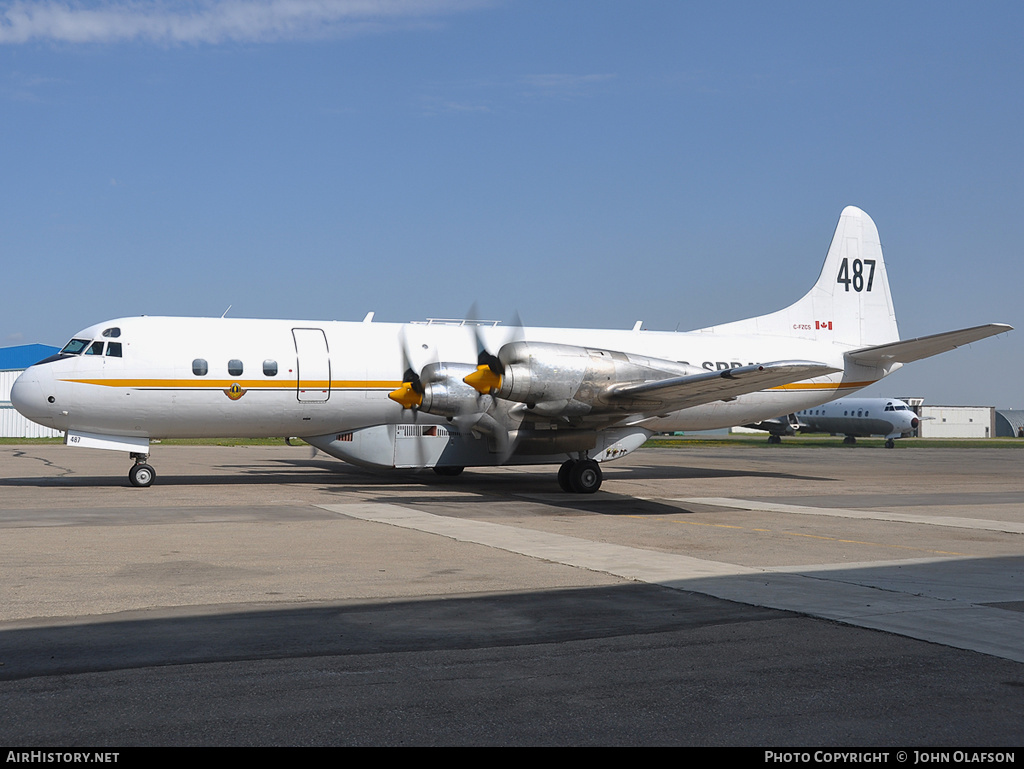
[769,380,877,392]
[61,378,403,390]
[63,377,876,394]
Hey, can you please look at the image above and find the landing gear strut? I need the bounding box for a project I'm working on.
[557,458,602,494]
[129,452,156,488]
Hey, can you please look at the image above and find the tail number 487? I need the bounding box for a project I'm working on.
[837,258,875,292]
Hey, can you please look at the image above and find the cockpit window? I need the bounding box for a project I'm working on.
[106,342,122,357]
[102,327,121,338]
[85,341,105,356]
[60,339,91,355]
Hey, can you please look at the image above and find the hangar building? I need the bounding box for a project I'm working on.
[1,344,62,438]
[996,410,1024,438]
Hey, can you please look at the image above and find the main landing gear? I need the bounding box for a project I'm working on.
[433,465,465,477]
[557,457,603,494]
[129,452,156,488]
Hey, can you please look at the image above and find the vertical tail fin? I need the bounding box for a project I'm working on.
[701,206,900,348]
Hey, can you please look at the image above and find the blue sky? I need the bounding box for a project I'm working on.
[1,1,1020,406]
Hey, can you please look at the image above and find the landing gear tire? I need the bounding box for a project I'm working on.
[129,463,156,488]
[569,459,602,494]
[767,434,782,444]
[557,459,575,492]
[433,466,464,477]
[843,435,857,445]
[885,439,895,449]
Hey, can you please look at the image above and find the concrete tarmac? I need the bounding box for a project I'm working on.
[1,442,1022,746]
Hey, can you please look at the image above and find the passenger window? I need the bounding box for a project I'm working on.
[106,342,122,358]
[193,359,208,376]
[85,341,104,356]
[228,360,244,376]
[263,360,278,376]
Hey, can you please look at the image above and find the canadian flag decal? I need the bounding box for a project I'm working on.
[815,321,833,330]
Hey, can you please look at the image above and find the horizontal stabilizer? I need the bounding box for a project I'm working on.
[611,361,840,412]
[847,324,1012,365]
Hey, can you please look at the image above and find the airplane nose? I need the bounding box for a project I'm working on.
[10,366,56,426]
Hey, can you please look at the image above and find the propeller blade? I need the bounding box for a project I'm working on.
[464,308,523,395]
[388,328,425,409]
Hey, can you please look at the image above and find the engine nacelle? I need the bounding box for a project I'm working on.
[418,362,482,418]
[495,341,701,418]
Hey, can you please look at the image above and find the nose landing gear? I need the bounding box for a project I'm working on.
[129,453,156,487]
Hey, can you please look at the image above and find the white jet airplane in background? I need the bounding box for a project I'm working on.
[11,207,1010,492]
[745,397,922,447]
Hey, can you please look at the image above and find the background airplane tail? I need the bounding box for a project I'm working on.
[702,206,900,348]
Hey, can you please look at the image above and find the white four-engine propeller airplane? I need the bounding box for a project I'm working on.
[11,207,1010,492]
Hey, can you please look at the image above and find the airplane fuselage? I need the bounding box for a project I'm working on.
[12,315,882,442]
[794,397,920,440]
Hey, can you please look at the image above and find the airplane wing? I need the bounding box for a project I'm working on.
[742,413,802,436]
[608,361,840,413]
[847,324,1012,365]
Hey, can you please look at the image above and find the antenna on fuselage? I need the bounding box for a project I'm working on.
[221,305,232,318]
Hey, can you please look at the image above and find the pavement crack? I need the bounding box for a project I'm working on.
[797,572,958,601]
[12,449,76,478]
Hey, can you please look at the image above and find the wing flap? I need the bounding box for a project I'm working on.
[847,323,1012,365]
[609,361,841,412]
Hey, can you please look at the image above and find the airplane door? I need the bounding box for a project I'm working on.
[292,328,331,402]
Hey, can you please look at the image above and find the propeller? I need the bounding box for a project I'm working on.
[386,312,527,468]
[388,328,426,410]
[386,326,436,472]
[461,307,527,462]
[463,305,521,396]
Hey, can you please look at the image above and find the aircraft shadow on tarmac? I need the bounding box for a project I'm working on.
[0,456,835,492]
[294,457,836,486]
[328,489,702,517]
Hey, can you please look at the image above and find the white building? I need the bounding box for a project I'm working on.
[918,405,995,439]
[1,345,62,438]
